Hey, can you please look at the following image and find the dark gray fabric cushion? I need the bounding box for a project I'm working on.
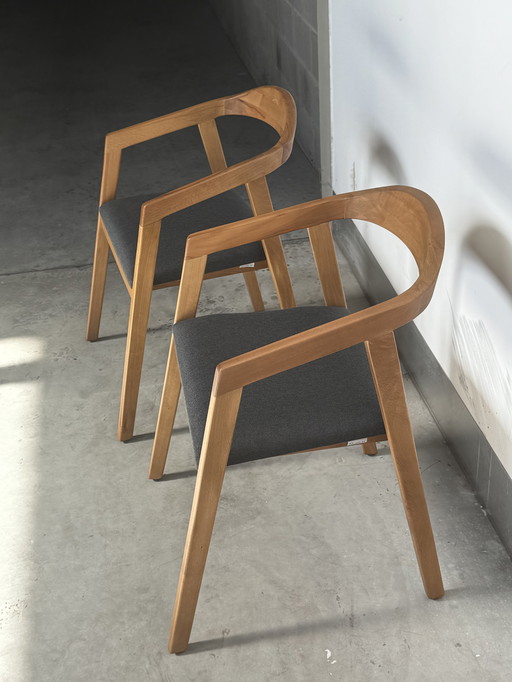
[100,188,265,286]
[173,306,386,466]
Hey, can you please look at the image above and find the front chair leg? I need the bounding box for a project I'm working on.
[86,217,110,341]
[148,338,182,479]
[118,282,153,440]
[168,388,242,654]
[118,223,160,441]
[365,333,444,600]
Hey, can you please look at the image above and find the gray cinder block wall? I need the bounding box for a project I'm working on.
[208,0,320,171]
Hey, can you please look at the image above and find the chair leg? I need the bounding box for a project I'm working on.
[362,442,378,456]
[245,176,295,309]
[148,338,182,479]
[86,218,110,341]
[168,388,242,654]
[118,283,153,440]
[118,224,161,441]
[365,333,444,600]
[307,223,347,307]
[243,270,265,311]
[261,236,296,309]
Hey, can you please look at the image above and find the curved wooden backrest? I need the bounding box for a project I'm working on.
[224,85,296,154]
[185,185,444,299]
[100,86,297,209]
[331,189,444,322]
[176,186,445,394]
[336,187,443,279]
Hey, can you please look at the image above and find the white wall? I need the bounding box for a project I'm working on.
[329,0,512,477]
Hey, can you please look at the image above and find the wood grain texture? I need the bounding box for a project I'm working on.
[198,118,227,174]
[148,255,207,477]
[243,270,265,311]
[86,219,111,341]
[118,223,161,441]
[87,85,297,440]
[151,260,267,290]
[307,222,346,307]
[366,333,444,599]
[86,146,122,340]
[362,442,379,456]
[246,176,296,309]
[173,255,208,323]
[104,86,295,152]
[98,149,122,204]
[137,87,295,226]
[198,118,266,312]
[157,184,445,652]
[168,388,243,653]
[148,338,182,481]
[179,187,444,396]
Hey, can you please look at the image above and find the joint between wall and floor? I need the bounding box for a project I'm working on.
[332,218,512,559]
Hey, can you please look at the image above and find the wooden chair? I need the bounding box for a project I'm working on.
[148,185,445,653]
[86,86,298,441]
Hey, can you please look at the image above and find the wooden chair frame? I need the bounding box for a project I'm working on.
[86,86,300,441]
[149,185,446,653]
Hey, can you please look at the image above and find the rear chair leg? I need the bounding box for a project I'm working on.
[261,235,296,309]
[149,338,182,479]
[365,333,444,600]
[362,442,378,456]
[168,388,242,654]
[245,176,296,309]
[243,270,265,311]
[307,223,346,307]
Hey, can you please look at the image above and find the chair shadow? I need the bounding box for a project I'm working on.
[93,322,173,343]
[128,426,189,443]
[153,469,197,482]
[179,616,343,655]
[93,333,127,342]
[179,586,481,656]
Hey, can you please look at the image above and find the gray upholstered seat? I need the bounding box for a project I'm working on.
[100,188,265,286]
[173,306,385,466]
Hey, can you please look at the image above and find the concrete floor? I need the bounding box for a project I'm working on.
[2,2,512,681]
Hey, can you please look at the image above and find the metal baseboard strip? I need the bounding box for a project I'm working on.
[333,219,512,558]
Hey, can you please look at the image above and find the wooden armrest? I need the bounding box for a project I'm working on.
[104,99,226,152]
[139,146,286,225]
[184,194,338,256]
[183,186,443,269]
[211,291,419,396]
[104,85,295,152]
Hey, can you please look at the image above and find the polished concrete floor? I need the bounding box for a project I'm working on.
[2,2,512,681]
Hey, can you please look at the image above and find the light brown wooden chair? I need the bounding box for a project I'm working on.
[86,86,298,441]
[148,185,445,653]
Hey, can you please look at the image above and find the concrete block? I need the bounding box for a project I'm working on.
[277,0,294,47]
[292,11,313,72]
[293,0,318,31]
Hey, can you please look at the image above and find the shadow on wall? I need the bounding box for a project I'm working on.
[471,142,512,213]
[449,224,512,470]
[356,132,418,294]
[367,132,407,187]
[465,225,512,295]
